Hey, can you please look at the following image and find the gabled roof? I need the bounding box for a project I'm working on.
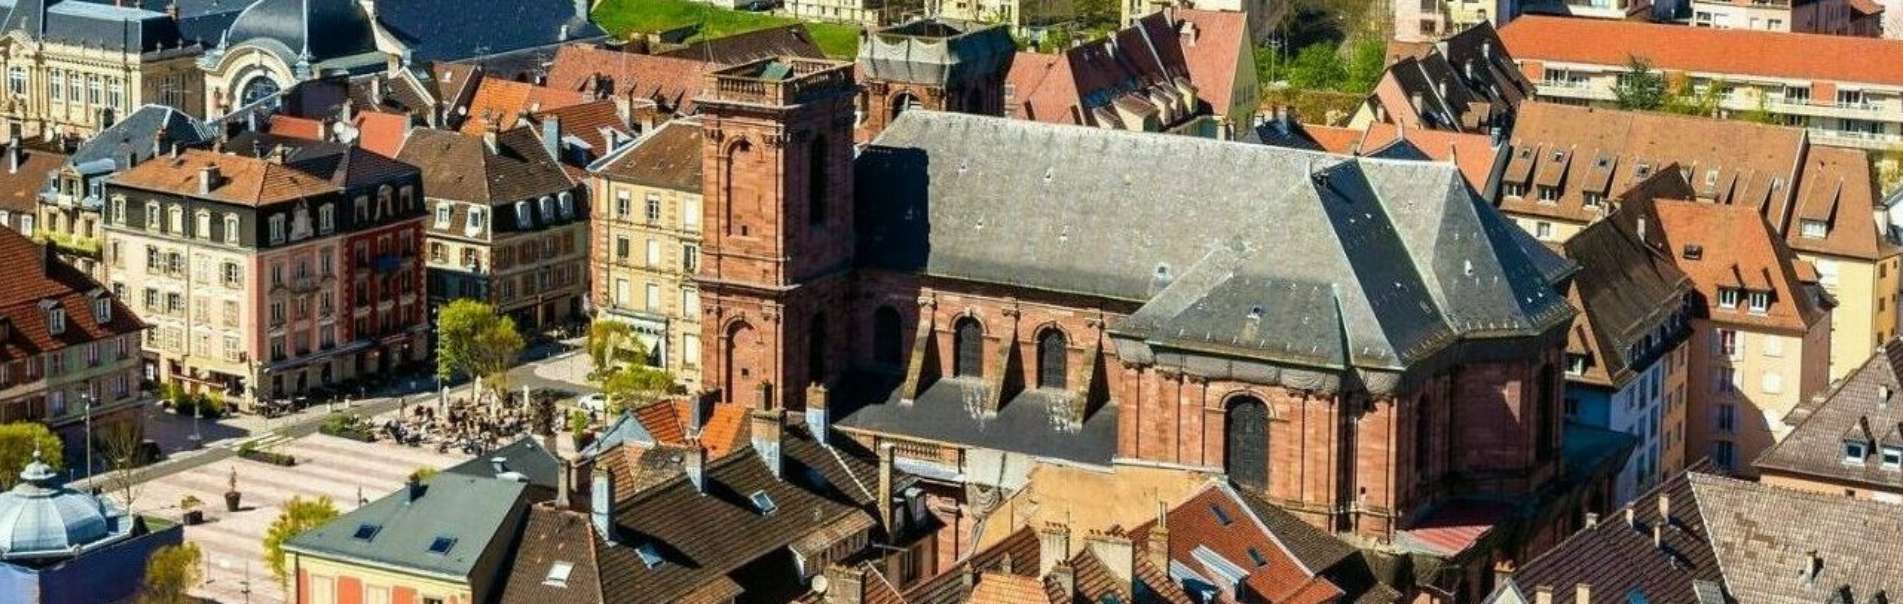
[1130,483,1345,604]
[1652,198,1828,334]
[68,104,214,173]
[656,23,826,66]
[397,127,575,205]
[588,119,703,192]
[1788,145,1892,261]
[858,111,1573,375]
[0,229,143,361]
[545,44,710,115]
[1495,467,1722,604]
[1498,15,1903,88]
[1561,197,1693,387]
[1171,9,1249,114]
[494,505,605,604]
[0,142,65,214]
[1690,472,1903,601]
[111,148,341,206]
[1758,339,1903,488]
[459,77,588,136]
[532,100,632,161]
[285,473,528,580]
[443,436,563,495]
[595,424,879,604]
[1004,12,1196,128]
[223,131,420,189]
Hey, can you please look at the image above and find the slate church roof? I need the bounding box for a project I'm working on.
[855,111,1573,378]
[0,0,195,53]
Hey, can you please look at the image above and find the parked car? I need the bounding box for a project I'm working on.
[577,393,608,414]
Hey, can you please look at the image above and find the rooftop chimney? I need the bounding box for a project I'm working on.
[1535,587,1554,604]
[1037,523,1072,577]
[1576,583,1592,604]
[1085,532,1134,584]
[751,408,784,479]
[685,444,707,494]
[8,143,20,174]
[1048,563,1076,599]
[198,166,220,195]
[1657,493,1672,525]
[590,465,615,542]
[806,383,830,445]
[482,123,499,152]
[877,443,895,532]
[405,475,424,502]
[1145,501,1170,573]
[1805,550,1824,584]
[1652,523,1663,549]
[555,458,572,509]
[1585,512,1599,528]
[1623,507,1635,529]
[540,114,561,161]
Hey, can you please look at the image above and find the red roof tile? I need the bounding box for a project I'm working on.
[1174,9,1249,115]
[1499,16,1903,87]
[459,78,588,136]
[0,229,143,361]
[268,115,326,142]
[545,44,710,115]
[353,111,411,159]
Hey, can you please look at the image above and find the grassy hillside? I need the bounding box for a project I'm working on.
[592,0,862,59]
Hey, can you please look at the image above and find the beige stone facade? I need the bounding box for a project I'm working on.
[587,122,703,389]
[0,31,202,141]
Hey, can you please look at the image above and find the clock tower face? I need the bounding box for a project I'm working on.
[239,75,281,106]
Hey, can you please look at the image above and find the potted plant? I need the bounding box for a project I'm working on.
[223,466,241,512]
[180,495,204,525]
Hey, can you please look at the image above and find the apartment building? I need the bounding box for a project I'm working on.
[1654,199,1833,477]
[586,120,703,389]
[1352,23,1532,135]
[102,142,425,409]
[38,106,214,281]
[1393,0,1518,43]
[0,229,144,463]
[1499,103,1899,382]
[782,0,921,25]
[0,0,205,141]
[401,126,588,331]
[1500,16,1903,150]
[1690,0,1882,36]
[1561,199,1696,504]
[933,0,1073,31]
[1120,0,1282,42]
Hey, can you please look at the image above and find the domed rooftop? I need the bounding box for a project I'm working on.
[222,0,377,64]
[0,451,129,561]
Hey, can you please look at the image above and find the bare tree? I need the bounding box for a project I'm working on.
[97,421,146,512]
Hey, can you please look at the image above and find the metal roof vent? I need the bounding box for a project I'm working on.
[1247,305,1264,321]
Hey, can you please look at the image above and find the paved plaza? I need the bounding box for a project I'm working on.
[135,433,471,603]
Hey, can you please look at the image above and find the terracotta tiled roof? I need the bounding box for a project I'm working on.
[1501,468,1721,604]
[1396,500,1513,558]
[460,77,588,135]
[0,229,143,361]
[1359,122,1499,193]
[1005,13,1194,128]
[1788,145,1890,261]
[588,119,702,192]
[268,115,326,141]
[1499,15,1903,87]
[625,399,746,459]
[969,572,1052,604]
[1174,9,1248,115]
[1561,198,1694,389]
[1653,198,1828,333]
[1502,102,1805,225]
[1146,485,1346,602]
[353,110,412,159]
[112,148,341,206]
[0,143,64,214]
[533,100,631,159]
[545,45,710,115]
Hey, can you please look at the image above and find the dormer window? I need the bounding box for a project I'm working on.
[1845,440,1869,465]
[538,196,554,223]
[1503,182,1526,198]
[1800,219,1829,239]
[1748,291,1770,314]
[434,204,452,228]
[1717,287,1740,309]
[1682,244,1703,260]
[1883,446,1902,469]
[1566,353,1588,376]
[1583,192,1605,207]
[45,305,65,335]
[92,296,110,324]
[749,490,778,515]
[1634,163,1653,179]
[224,214,240,244]
[558,192,574,220]
[466,207,486,235]
[515,201,532,229]
[1537,186,1560,203]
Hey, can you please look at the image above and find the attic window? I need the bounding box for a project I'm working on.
[427,536,458,555]
[1550,150,1564,162]
[1801,219,1829,239]
[352,524,381,541]
[45,306,65,335]
[1682,245,1704,260]
[1518,148,1531,159]
[1634,163,1653,179]
[1747,291,1770,314]
[1596,156,1611,169]
[1566,353,1588,376]
[1845,440,1868,465]
[636,543,664,569]
[1245,547,1268,567]
[515,201,532,229]
[544,561,574,587]
[1883,447,1902,470]
[749,490,778,515]
[93,296,110,324]
[1209,503,1233,526]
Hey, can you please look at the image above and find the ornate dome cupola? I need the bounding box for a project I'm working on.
[0,450,132,563]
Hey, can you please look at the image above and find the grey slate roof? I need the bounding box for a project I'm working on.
[69,104,214,172]
[836,377,1118,465]
[443,436,564,495]
[1492,467,1722,604]
[1561,199,1692,387]
[855,111,1574,373]
[285,473,527,580]
[372,0,602,65]
[1757,339,1903,488]
[0,0,194,54]
[219,0,375,64]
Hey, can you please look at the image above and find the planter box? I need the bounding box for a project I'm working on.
[182,510,204,525]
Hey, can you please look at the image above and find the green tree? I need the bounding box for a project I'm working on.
[408,466,439,482]
[140,542,203,604]
[1344,38,1386,94]
[1072,0,1118,30]
[1286,43,1347,91]
[586,320,640,376]
[1738,91,1778,124]
[600,364,677,417]
[0,422,63,489]
[264,495,339,586]
[1664,79,1726,118]
[1613,56,1667,111]
[435,299,525,394]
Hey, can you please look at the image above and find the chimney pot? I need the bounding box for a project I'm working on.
[751,408,785,479]
[1037,523,1072,577]
[1652,524,1663,548]
[685,445,707,494]
[1535,587,1554,604]
[877,444,896,532]
[1576,583,1592,604]
[1585,512,1599,528]
[1657,493,1671,524]
[1624,507,1635,528]
[590,465,615,542]
[405,475,423,502]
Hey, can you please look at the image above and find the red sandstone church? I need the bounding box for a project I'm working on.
[675,24,1624,600]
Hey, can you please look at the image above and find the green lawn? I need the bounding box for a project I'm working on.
[592,0,862,59]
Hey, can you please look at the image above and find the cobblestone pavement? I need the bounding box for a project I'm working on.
[133,433,471,603]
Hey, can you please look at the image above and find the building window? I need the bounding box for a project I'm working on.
[225,214,240,244]
[107,77,122,109]
[1717,403,1737,432]
[1714,440,1735,469]
[268,214,285,244]
[1800,219,1828,239]
[1846,440,1869,465]
[645,193,661,224]
[682,244,699,273]
[1036,328,1067,390]
[644,283,660,311]
[47,69,60,101]
[318,204,334,233]
[1747,291,1769,314]
[1718,329,1739,358]
[1566,353,1587,376]
[1535,221,1553,240]
[1717,287,1739,309]
[6,67,23,96]
[86,74,100,105]
[682,195,700,230]
[953,317,983,378]
[1225,396,1270,490]
[615,190,631,218]
[1537,186,1560,203]
[1883,447,1902,469]
[645,239,661,268]
[1503,182,1524,197]
[614,237,629,260]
